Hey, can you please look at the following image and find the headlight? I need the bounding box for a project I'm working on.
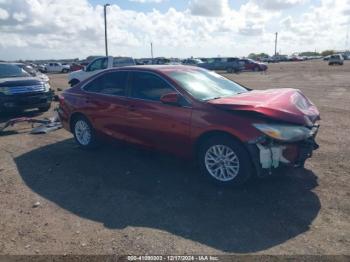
[44,83,51,92]
[253,123,312,142]
[0,87,10,95]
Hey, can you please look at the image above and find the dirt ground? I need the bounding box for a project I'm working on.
[0,60,349,255]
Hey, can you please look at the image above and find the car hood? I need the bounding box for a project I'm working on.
[0,77,43,87]
[208,88,320,126]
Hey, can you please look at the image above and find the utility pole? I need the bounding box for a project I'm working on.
[104,4,110,57]
[346,25,349,50]
[274,32,278,56]
[150,42,154,63]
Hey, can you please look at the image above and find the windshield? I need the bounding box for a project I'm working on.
[166,69,248,100]
[0,64,30,78]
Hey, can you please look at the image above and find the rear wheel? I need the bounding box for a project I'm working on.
[198,136,253,186]
[226,67,234,73]
[72,116,98,149]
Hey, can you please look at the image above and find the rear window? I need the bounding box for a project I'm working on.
[113,57,135,67]
[84,71,128,96]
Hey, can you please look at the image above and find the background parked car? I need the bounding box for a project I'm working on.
[43,62,70,73]
[13,63,50,83]
[328,54,344,65]
[198,57,242,73]
[70,63,85,72]
[239,59,268,71]
[182,58,204,66]
[0,63,53,112]
[68,56,135,86]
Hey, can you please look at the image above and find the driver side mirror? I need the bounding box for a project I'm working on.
[160,93,182,106]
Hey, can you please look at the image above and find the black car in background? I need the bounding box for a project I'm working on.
[0,63,53,112]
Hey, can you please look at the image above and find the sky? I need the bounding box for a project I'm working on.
[0,0,350,60]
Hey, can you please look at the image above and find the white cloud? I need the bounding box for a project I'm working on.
[189,0,230,17]
[278,0,350,52]
[13,11,26,21]
[0,0,349,60]
[129,0,164,3]
[253,0,306,10]
[0,7,9,19]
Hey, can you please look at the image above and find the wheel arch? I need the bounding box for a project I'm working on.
[194,130,245,156]
[68,78,80,86]
[69,112,88,133]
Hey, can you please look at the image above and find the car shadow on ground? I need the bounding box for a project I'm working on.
[14,138,320,253]
[0,110,43,123]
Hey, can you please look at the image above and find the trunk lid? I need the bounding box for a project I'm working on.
[208,88,320,126]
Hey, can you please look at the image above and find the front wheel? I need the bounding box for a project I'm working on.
[72,116,98,149]
[253,66,260,72]
[198,136,253,186]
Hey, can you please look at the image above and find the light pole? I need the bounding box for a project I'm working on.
[274,32,278,56]
[150,42,154,63]
[104,4,110,57]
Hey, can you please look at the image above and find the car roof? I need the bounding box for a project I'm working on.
[108,64,202,73]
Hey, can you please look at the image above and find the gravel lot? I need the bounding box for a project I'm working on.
[0,60,349,255]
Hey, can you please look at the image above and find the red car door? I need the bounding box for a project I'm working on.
[80,71,130,141]
[124,71,192,157]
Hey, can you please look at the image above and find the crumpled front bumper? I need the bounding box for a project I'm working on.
[246,124,320,177]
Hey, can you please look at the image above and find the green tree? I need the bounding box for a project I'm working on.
[248,53,269,60]
[299,51,320,56]
[321,50,335,56]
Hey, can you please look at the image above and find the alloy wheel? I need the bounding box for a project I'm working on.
[204,144,240,182]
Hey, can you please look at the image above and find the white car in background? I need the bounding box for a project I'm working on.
[68,56,135,86]
[44,62,70,73]
[13,63,50,83]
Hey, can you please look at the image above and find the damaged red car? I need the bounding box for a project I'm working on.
[58,65,320,186]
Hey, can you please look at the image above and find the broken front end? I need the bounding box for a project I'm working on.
[246,123,320,177]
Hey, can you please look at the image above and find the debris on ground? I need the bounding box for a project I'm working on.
[32,201,41,208]
[0,111,62,135]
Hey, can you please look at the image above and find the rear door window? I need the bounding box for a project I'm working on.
[130,72,174,101]
[84,71,128,96]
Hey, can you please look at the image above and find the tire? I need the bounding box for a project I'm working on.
[38,104,51,112]
[62,69,69,73]
[69,79,80,87]
[226,67,234,73]
[253,66,259,72]
[72,115,98,149]
[198,136,253,186]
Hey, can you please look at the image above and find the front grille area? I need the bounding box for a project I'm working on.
[7,85,45,95]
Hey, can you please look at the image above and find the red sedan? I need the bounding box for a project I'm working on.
[240,59,268,71]
[58,65,320,186]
